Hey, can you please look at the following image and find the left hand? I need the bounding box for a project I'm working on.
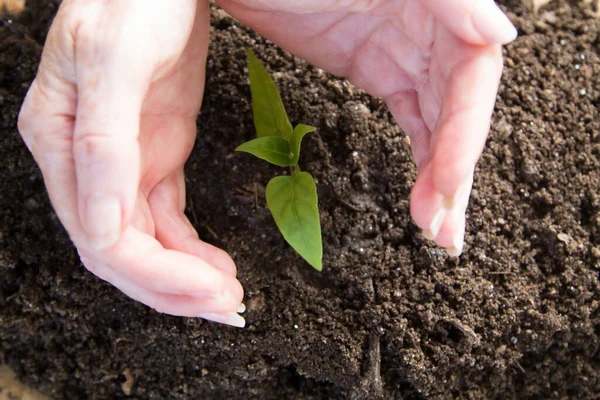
[219,0,517,256]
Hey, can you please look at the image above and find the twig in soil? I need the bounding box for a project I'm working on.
[188,194,200,226]
[531,0,551,14]
[514,360,526,374]
[254,182,259,210]
[336,196,363,212]
[121,368,135,396]
[1,0,25,15]
[444,318,481,346]
[366,277,376,302]
[0,365,51,400]
[360,332,384,398]
[202,223,219,240]
[485,270,516,276]
[187,193,219,240]
[6,286,21,302]
[582,0,600,15]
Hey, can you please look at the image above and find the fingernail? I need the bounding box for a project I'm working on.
[447,218,466,257]
[237,303,246,313]
[447,243,463,257]
[447,247,462,257]
[425,207,446,240]
[473,1,518,44]
[198,313,246,328]
[84,195,122,250]
[422,230,436,241]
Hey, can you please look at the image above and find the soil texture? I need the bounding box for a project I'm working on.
[1,1,600,399]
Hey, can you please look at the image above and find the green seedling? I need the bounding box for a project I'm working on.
[236,49,323,271]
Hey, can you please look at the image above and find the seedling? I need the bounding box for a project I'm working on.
[236,49,323,271]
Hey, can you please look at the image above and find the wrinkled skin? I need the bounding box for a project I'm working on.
[17,0,516,326]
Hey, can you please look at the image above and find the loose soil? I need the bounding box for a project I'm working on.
[1,1,600,399]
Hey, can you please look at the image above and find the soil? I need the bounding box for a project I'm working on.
[1,1,600,399]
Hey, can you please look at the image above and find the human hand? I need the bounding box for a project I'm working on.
[18,0,245,326]
[219,0,517,256]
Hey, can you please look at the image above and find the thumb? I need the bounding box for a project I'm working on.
[423,0,518,45]
[72,27,151,250]
[69,1,200,250]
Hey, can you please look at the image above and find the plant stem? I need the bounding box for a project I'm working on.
[292,164,301,175]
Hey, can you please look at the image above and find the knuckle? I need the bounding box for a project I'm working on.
[75,23,99,51]
[73,132,113,168]
[17,105,29,134]
[71,7,112,63]
[17,87,39,138]
[17,83,74,159]
[17,107,35,151]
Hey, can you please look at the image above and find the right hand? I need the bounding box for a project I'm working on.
[18,0,245,327]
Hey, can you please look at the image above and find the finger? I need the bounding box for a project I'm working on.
[422,0,517,45]
[385,90,432,168]
[385,92,445,239]
[80,256,245,325]
[435,212,467,256]
[130,192,156,236]
[222,0,517,44]
[219,0,385,13]
[411,162,473,255]
[410,160,445,239]
[430,44,502,208]
[71,0,199,250]
[83,227,244,301]
[432,173,472,255]
[72,29,150,250]
[148,171,238,277]
[18,78,86,240]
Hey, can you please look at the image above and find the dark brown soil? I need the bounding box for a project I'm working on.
[2,1,600,399]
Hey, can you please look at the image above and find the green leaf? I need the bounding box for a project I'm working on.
[266,172,322,271]
[247,49,293,140]
[290,124,316,165]
[236,136,293,167]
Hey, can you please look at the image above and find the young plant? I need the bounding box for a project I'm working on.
[236,49,323,271]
